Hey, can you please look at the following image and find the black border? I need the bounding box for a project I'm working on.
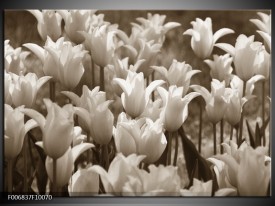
[0,0,273,205]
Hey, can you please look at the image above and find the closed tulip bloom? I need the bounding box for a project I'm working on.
[46,143,94,188]
[183,17,234,59]
[22,99,75,159]
[58,10,96,44]
[92,153,145,195]
[224,89,242,126]
[157,86,200,132]
[215,34,265,82]
[123,164,181,196]
[152,59,200,94]
[28,10,62,41]
[68,166,99,196]
[250,12,271,35]
[204,54,233,86]
[9,72,51,108]
[114,71,164,118]
[5,104,37,160]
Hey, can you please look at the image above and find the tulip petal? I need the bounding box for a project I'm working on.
[190,85,210,102]
[151,66,168,78]
[23,43,45,62]
[113,78,131,96]
[92,165,115,193]
[157,86,168,106]
[131,59,146,72]
[20,108,46,129]
[145,80,165,103]
[74,107,91,127]
[246,74,265,95]
[61,91,81,106]
[257,31,271,51]
[215,188,237,196]
[250,19,268,33]
[122,45,138,58]
[24,119,38,135]
[214,43,235,56]
[71,143,94,163]
[37,76,52,91]
[35,141,44,149]
[164,22,181,32]
[28,10,43,24]
[213,28,234,44]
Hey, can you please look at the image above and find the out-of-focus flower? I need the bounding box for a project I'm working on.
[157,86,200,132]
[68,166,99,196]
[113,71,164,118]
[81,25,116,67]
[250,12,271,35]
[4,71,13,105]
[45,143,94,188]
[8,72,51,108]
[123,164,181,196]
[140,99,162,121]
[152,59,200,94]
[114,113,167,163]
[92,153,145,195]
[256,47,270,79]
[24,37,87,90]
[4,104,38,160]
[28,10,62,41]
[180,179,212,196]
[257,31,271,52]
[191,79,227,124]
[4,40,29,74]
[183,17,234,59]
[210,141,271,196]
[215,34,265,82]
[58,10,96,44]
[204,54,233,86]
[22,99,75,159]
[74,97,114,145]
[72,126,87,147]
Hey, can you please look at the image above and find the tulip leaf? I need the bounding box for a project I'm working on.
[261,115,270,137]
[255,122,262,147]
[246,120,256,149]
[179,126,212,183]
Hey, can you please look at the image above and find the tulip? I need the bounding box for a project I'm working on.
[92,153,145,195]
[8,72,51,108]
[204,54,233,86]
[180,179,212,196]
[28,10,62,41]
[250,12,271,35]
[4,71,12,105]
[45,143,94,188]
[4,40,29,74]
[4,104,37,160]
[72,126,87,147]
[256,47,270,79]
[75,99,114,145]
[257,31,271,52]
[68,166,99,196]
[114,71,164,118]
[114,113,167,163]
[58,10,96,44]
[215,34,265,82]
[140,99,162,121]
[183,17,234,59]
[122,164,181,196]
[157,86,200,132]
[152,59,200,94]
[22,99,75,159]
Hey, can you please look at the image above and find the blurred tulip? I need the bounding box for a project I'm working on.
[22,99,75,159]
[4,104,38,160]
[215,34,265,82]
[204,54,233,86]
[58,10,96,44]
[114,71,164,118]
[45,143,94,188]
[191,79,227,124]
[250,12,271,35]
[152,59,200,94]
[257,31,271,52]
[180,179,212,196]
[114,113,167,163]
[81,25,116,67]
[4,71,12,105]
[256,47,270,79]
[72,126,87,147]
[183,17,234,59]
[28,10,62,41]
[75,99,114,145]
[123,164,181,195]
[4,40,29,74]
[157,86,200,131]
[8,72,51,108]
[68,166,99,196]
[92,153,145,195]
[140,99,162,121]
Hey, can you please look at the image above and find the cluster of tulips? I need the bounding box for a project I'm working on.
[4,10,271,196]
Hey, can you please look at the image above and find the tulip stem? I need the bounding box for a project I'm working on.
[230,125,233,141]
[173,131,179,166]
[151,72,155,101]
[103,144,109,170]
[239,81,246,146]
[100,66,105,91]
[23,136,28,192]
[7,160,13,193]
[92,61,95,89]
[220,119,224,154]
[213,123,217,155]
[198,103,203,153]
[87,132,91,164]
[262,81,266,146]
[49,81,56,102]
[52,158,57,194]
[167,132,173,165]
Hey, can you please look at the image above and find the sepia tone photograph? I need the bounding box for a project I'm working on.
[4,10,271,196]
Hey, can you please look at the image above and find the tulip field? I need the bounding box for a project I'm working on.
[4,10,271,196]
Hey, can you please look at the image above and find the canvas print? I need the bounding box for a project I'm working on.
[4,10,271,196]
